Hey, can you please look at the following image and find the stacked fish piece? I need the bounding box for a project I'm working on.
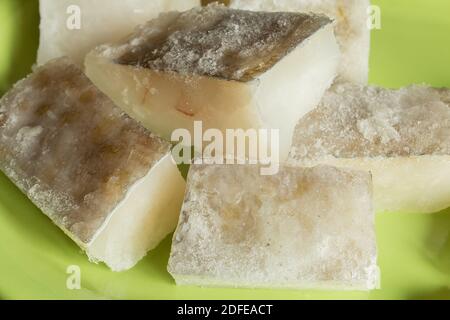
[0,0,448,291]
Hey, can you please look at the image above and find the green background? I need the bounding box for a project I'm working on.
[0,0,449,300]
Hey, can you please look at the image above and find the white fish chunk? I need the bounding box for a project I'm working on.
[85,4,340,161]
[168,164,379,290]
[0,58,186,271]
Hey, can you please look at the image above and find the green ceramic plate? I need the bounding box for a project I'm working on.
[0,0,449,300]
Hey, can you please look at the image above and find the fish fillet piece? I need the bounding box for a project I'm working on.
[289,82,450,214]
[38,0,200,65]
[85,4,340,161]
[168,164,379,291]
[228,0,371,84]
[0,58,186,271]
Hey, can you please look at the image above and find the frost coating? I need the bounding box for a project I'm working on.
[112,4,332,82]
[290,83,450,160]
[169,164,379,290]
[289,83,450,214]
[0,58,171,245]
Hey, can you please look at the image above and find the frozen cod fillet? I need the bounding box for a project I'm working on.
[85,5,340,161]
[228,0,371,84]
[0,58,186,271]
[289,83,450,214]
[38,0,200,65]
[168,164,379,290]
